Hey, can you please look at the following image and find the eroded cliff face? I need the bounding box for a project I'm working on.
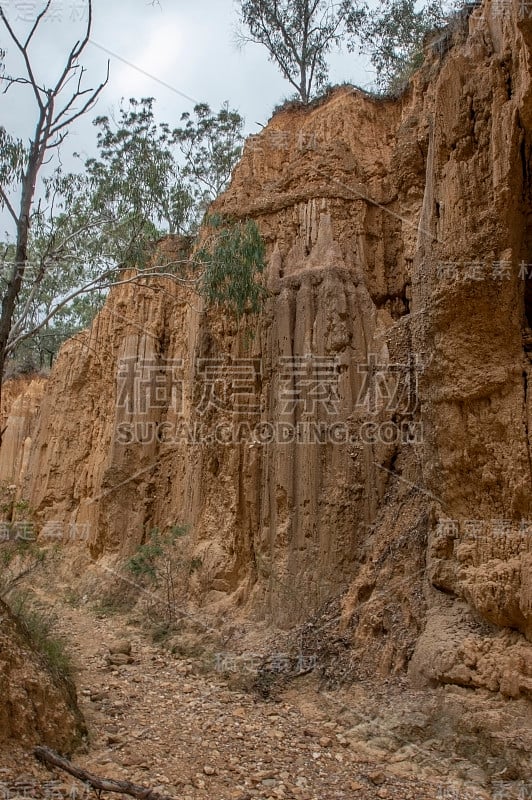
[2,0,532,700]
[0,376,46,489]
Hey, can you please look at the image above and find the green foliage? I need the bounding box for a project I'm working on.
[87,97,195,236]
[9,592,74,681]
[127,525,188,582]
[0,0,109,396]
[8,293,107,373]
[127,530,164,580]
[196,215,266,318]
[237,0,461,99]
[0,176,125,374]
[0,481,44,595]
[0,535,42,561]
[0,482,31,517]
[126,524,198,626]
[1,97,249,372]
[173,102,245,215]
[0,524,69,682]
[0,482,15,518]
[0,127,26,192]
[13,497,30,514]
[356,0,456,93]
[237,0,364,103]
[0,537,46,595]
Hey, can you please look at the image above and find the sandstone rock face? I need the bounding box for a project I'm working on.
[0,598,84,748]
[2,0,532,697]
[0,376,46,488]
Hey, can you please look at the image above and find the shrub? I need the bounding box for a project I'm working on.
[9,592,74,682]
[126,524,195,625]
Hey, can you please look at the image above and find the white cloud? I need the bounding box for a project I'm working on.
[112,14,185,98]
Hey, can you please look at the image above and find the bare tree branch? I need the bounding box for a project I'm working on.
[1,75,47,94]
[6,262,202,354]
[47,62,110,140]
[34,747,175,800]
[24,0,53,49]
[0,3,47,110]
[0,186,17,224]
[0,0,109,436]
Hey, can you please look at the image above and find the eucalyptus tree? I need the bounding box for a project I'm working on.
[236,0,364,103]
[0,0,108,404]
[237,0,456,98]
[1,40,262,382]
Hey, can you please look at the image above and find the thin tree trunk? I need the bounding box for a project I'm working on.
[0,180,32,442]
[300,66,308,103]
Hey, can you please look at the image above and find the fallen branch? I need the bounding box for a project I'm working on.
[34,747,175,800]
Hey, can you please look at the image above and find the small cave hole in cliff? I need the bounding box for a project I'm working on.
[525,276,532,333]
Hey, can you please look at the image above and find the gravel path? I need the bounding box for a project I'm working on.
[1,599,494,800]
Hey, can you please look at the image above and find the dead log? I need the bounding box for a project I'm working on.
[34,747,175,800]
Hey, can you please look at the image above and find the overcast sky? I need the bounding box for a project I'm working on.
[0,0,374,236]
